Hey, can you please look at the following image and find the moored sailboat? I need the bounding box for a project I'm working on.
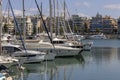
[35,0,81,57]
[8,0,56,63]
[0,0,19,68]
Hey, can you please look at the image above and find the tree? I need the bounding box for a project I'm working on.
[84,22,89,33]
[96,28,100,33]
[74,25,78,34]
[60,27,63,35]
[80,27,85,34]
[32,26,36,35]
[3,24,8,33]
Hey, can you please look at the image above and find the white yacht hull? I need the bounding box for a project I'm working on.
[15,41,82,58]
[26,44,81,57]
[38,49,80,57]
[32,49,80,57]
[54,49,80,57]
[89,34,107,39]
[12,50,47,64]
[18,55,45,64]
[18,53,56,62]
[15,53,55,63]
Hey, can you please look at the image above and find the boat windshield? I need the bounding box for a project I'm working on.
[2,46,22,53]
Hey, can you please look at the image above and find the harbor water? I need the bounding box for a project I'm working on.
[9,39,120,80]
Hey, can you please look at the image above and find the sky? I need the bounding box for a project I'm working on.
[2,0,120,19]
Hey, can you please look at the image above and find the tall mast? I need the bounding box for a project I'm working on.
[41,2,42,16]
[63,0,67,34]
[57,0,60,35]
[53,0,56,36]
[22,0,26,47]
[63,0,65,20]
[8,1,10,33]
[49,0,53,39]
[0,0,2,54]
[40,2,42,33]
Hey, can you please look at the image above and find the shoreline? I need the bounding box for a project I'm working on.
[83,34,120,39]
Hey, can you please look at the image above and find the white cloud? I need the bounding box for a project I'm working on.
[28,8,38,12]
[2,10,8,16]
[83,2,90,7]
[3,8,38,16]
[75,2,90,7]
[3,9,22,16]
[104,4,120,10]
[13,9,22,16]
[78,13,91,18]
[25,8,38,15]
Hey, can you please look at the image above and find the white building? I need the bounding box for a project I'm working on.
[26,16,33,35]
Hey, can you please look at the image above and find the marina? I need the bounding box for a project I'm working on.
[1,0,120,80]
[0,39,119,80]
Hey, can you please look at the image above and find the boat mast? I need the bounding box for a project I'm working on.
[41,2,42,16]
[53,0,56,36]
[0,0,2,55]
[63,0,68,34]
[56,0,60,36]
[40,2,42,33]
[22,0,26,47]
[49,0,53,39]
[63,0,65,20]
[7,1,10,33]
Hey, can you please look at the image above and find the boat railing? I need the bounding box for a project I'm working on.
[25,43,53,49]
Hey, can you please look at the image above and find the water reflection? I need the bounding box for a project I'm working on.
[9,47,120,80]
[79,47,120,80]
[117,48,120,60]
[92,47,114,64]
[10,54,84,80]
[91,47,119,64]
